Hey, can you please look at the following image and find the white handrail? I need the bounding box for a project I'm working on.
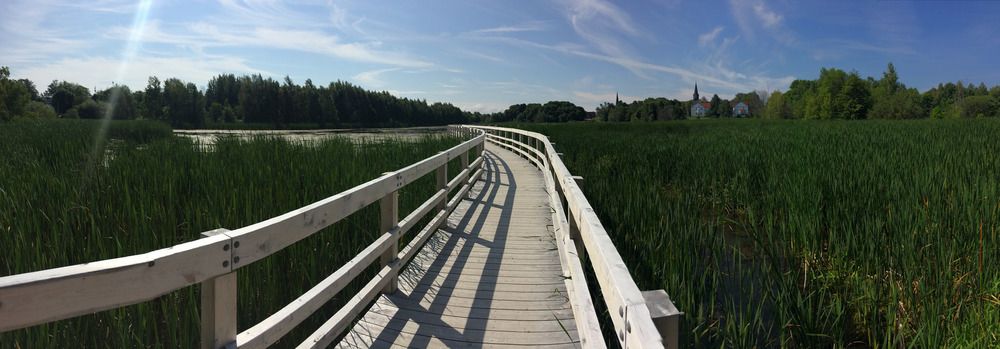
[0,127,487,349]
[464,125,681,349]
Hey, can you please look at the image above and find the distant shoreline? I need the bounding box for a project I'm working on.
[172,126,449,135]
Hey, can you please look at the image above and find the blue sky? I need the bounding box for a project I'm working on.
[3,0,999,112]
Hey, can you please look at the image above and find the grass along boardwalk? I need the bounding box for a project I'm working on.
[0,126,680,348]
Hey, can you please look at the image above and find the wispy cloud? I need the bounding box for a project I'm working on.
[457,49,507,63]
[752,2,782,28]
[729,0,791,43]
[0,0,91,64]
[698,26,725,47]
[809,38,915,61]
[558,0,647,76]
[110,21,434,68]
[17,55,264,90]
[352,68,400,87]
[472,21,546,34]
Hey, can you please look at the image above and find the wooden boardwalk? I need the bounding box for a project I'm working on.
[338,144,579,348]
[0,126,680,349]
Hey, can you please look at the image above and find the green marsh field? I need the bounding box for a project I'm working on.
[0,120,465,348]
[523,120,999,347]
[1,119,998,348]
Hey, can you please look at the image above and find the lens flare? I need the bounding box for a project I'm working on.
[88,0,154,171]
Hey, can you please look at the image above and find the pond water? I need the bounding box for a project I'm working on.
[174,126,450,147]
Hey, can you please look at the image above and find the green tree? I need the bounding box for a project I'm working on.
[208,102,224,123]
[765,90,790,119]
[74,99,105,119]
[18,79,39,101]
[23,101,57,118]
[94,85,138,120]
[162,78,204,127]
[717,99,732,118]
[960,95,995,118]
[709,94,722,117]
[44,80,90,115]
[144,77,163,120]
[0,66,31,121]
[869,63,922,119]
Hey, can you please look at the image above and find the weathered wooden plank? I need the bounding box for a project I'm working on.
[469,126,666,348]
[356,312,578,345]
[338,326,579,349]
[403,261,564,277]
[0,232,231,332]
[379,296,577,321]
[396,283,571,302]
[361,303,577,332]
[373,292,571,313]
[338,139,588,348]
[406,259,562,272]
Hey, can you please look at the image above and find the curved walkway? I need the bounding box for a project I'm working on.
[337,144,579,348]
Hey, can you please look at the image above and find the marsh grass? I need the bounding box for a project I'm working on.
[523,119,999,348]
[0,119,464,348]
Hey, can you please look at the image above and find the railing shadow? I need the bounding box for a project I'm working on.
[344,147,517,347]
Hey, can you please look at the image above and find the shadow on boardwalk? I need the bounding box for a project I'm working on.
[338,147,578,348]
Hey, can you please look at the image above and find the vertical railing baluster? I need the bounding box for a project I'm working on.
[380,185,399,294]
[436,153,448,211]
[461,147,470,170]
[200,229,236,349]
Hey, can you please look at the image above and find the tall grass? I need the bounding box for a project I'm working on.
[523,119,999,348]
[0,119,464,348]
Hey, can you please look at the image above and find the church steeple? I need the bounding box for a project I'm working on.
[615,92,620,105]
[693,83,699,102]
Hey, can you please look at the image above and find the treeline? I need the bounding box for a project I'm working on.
[0,67,469,128]
[589,93,766,121]
[556,62,1000,122]
[471,101,588,123]
[595,98,686,122]
[765,63,1000,119]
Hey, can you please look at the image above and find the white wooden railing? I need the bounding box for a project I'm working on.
[0,127,487,349]
[464,125,683,349]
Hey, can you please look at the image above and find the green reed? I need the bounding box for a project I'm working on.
[0,119,464,348]
[522,119,999,348]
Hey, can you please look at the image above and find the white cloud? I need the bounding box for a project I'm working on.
[453,101,509,114]
[473,22,546,34]
[485,35,794,96]
[458,49,506,63]
[698,26,725,47]
[16,55,264,91]
[352,68,400,87]
[0,0,91,64]
[109,20,434,68]
[729,0,789,43]
[752,3,782,28]
[559,0,647,76]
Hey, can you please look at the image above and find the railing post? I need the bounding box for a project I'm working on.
[436,153,448,211]
[461,147,470,169]
[643,290,683,349]
[380,183,400,294]
[566,177,586,259]
[200,229,236,349]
